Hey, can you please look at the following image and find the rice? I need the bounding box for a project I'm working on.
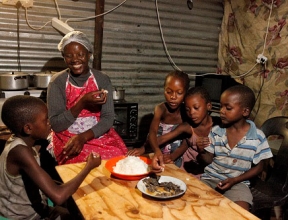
[113,156,148,175]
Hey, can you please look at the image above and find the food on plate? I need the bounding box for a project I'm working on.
[113,156,149,175]
[143,175,184,197]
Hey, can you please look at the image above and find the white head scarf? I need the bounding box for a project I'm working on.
[58,31,93,53]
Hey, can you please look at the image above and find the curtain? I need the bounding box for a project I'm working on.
[218,0,288,127]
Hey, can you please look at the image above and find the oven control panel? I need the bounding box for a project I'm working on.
[113,102,138,139]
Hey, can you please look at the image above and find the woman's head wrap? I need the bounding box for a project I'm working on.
[58,31,93,53]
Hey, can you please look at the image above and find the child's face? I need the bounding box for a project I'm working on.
[185,94,211,124]
[219,91,248,125]
[164,76,186,110]
[30,105,51,140]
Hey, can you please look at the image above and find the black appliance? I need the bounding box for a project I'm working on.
[195,73,239,110]
[113,102,138,140]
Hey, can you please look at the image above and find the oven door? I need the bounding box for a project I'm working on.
[113,106,128,138]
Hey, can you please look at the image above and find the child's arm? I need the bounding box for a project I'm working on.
[217,160,264,191]
[148,104,165,157]
[163,139,189,164]
[149,104,166,172]
[157,122,192,146]
[9,145,101,206]
[197,149,214,165]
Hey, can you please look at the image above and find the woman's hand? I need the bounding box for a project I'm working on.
[58,133,90,164]
[126,146,145,156]
[70,89,108,118]
[81,90,108,108]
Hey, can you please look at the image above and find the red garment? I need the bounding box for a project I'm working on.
[51,73,127,164]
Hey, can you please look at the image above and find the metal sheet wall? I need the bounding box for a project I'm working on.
[0,0,223,140]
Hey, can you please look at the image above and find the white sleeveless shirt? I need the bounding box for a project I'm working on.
[0,135,43,219]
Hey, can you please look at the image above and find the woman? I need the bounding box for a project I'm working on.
[47,31,127,165]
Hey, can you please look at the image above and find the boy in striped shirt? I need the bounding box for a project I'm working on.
[198,85,273,210]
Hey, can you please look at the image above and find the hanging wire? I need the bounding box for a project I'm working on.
[65,0,127,23]
[250,1,273,121]
[261,1,273,55]
[230,1,273,80]
[24,7,51,30]
[155,0,182,71]
[252,74,265,121]
[16,1,22,71]
[23,0,127,31]
[231,62,258,79]
[54,0,62,20]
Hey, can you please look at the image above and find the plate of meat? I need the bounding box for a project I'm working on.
[137,175,186,199]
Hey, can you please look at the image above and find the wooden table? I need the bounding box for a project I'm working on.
[56,158,259,220]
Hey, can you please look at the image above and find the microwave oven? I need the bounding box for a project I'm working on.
[113,102,138,139]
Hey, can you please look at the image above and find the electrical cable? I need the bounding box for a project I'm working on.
[16,1,21,72]
[54,0,62,20]
[65,0,127,23]
[231,62,258,79]
[251,74,265,121]
[250,1,273,121]
[187,72,220,77]
[24,7,51,30]
[23,0,126,31]
[261,1,273,55]
[155,0,182,71]
[227,1,273,80]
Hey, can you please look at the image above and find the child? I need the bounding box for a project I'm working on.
[198,85,273,210]
[127,70,190,167]
[0,95,101,219]
[152,86,220,174]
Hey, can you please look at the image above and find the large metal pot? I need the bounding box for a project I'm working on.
[33,71,54,88]
[0,72,29,90]
[112,87,125,100]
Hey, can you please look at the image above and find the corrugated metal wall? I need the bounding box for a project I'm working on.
[0,0,223,140]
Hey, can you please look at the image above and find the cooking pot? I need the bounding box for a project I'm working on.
[33,71,54,88]
[113,87,125,100]
[0,72,29,90]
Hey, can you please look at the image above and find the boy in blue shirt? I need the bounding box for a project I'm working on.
[198,85,273,210]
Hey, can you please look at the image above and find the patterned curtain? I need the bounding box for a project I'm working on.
[218,0,288,127]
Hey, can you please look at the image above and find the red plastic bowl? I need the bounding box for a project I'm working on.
[105,155,151,180]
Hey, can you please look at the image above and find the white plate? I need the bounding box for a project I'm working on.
[137,176,187,199]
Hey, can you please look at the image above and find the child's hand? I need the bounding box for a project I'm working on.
[86,152,101,170]
[151,151,165,173]
[217,178,236,191]
[126,146,145,156]
[163,154,174,164]
[196,137,211,152]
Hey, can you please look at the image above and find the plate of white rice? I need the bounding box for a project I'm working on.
[105,156,151,180]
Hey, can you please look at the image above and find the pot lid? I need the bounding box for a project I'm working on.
[0,71,29,76]
[34,71,56,76]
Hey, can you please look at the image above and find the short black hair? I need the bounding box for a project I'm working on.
[1,95,46,135]
[224,85,255,111]
[164,70,190,92]
[185,86,211,104]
